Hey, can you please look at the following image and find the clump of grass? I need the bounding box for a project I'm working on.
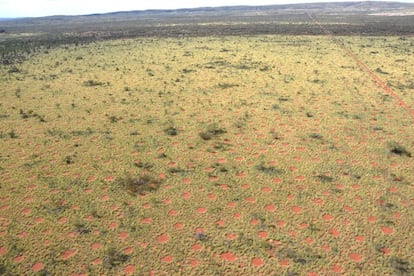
[134,161,154,170]
[309,133,323,140]
[168,167,186,174]
[8,66,21,73]
[316,174,334,183]
[389,256,412,275]
[64,155,75,164]
[375,67,389,75]
[255,162,283,175]
[194,232,208,241]
[271,104,280,110]
[212,163,228,173]
[211,141,232,151]
[388,141,411,157]
[0,262,7,275]
[8,130,18,139]
[83,79,106,86]
[108,115,122,123]
[19,109,46,122]
[270,130,281,140]
[73,222,90,234]
[71,128,94,137]
[103,248,129,269]
[118,174,160,195]
[277,246,322,265]
[217,83,239,89]
[199,123,227,140]
[164,126,178,136]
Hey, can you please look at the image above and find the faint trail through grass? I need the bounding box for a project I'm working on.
[308,13,414,121]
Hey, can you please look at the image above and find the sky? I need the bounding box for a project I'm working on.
[0,0,413,18]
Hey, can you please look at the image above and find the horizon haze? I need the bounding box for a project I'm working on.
[1,0,414,18]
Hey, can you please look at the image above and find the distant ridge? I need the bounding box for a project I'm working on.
[1,1,413,20]
[66,1,414,17]
[0,1,413,38]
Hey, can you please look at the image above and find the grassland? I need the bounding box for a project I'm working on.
[0,33,413,275]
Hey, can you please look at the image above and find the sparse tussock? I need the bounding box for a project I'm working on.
[117,174,160,195]
[199,123,227,140]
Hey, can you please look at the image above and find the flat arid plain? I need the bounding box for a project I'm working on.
[0,1,413,275]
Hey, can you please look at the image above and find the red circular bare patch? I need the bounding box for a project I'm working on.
[124,265,135,275]
[322,214,333,221]
[251,258,263,266]
[236,172,247,178]
[192,243,202,251]
[349,253,363,262]
[381,226,394,235]
[156,234,169,243]
[355,236,365,242]
[312,198,324,205]
[161,255,173,263]
[220,252,237,262]
[264,204,276,212]
[91,258,102,265]
[13,255,24,263]
[246,197,256,203]
[123,247,133,255]
[61,250,76,260]
[258,231,268,239]
[216,220,225,227]
[32,262,44,272]
[207,193,217,200]
[174,223,184,230]
[279,259,290,267]
[182,192,191,198]
[190,259,199,267]
[140,217,152,224]
[118,232,128,240]
[295,175,305,181]
[276,220,286,227]
[329,228,340,237]
[0,246,7,256]
[272,178,282,183]
[226,233,237,240]
[91,243,101,250]
[261,187,272,193]
[104,175,115,182]
[291,206,301,213]
[332,263,341,273]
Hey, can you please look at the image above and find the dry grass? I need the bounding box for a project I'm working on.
[0,35,413,275]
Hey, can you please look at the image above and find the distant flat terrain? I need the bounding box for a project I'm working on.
[1,1,414,37]
[1,1,413,65]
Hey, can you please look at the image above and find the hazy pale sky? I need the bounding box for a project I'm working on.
[1,0,413,18]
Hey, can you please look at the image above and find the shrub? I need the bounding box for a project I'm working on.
[199,123,226,140]
[118,174,159,195]
[309,133,323,140]
[255,162,283,175]
[103,248,129,269]
[316,175,334,183]
[83,80,105,86]
[8,130,18,139]
[388,141,411,157]
[8,66,20,73]
[164,126,178,136]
